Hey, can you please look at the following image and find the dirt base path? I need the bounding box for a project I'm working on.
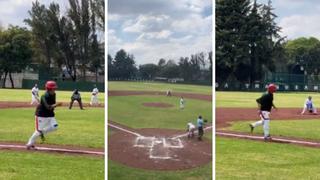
[216,107,320,128]
[0,101,104,109]
[0,142,104,157]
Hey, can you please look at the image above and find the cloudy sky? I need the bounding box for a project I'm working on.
[2,0,320,64]
[108,0,212,65]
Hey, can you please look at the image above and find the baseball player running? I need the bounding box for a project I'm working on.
[90,85,99,106]
[301,96,317,115]
[26,81,62,149]
[31,84,39,105]
[249,84,277,141]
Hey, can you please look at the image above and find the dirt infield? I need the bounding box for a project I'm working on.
[108,122,212,170]
[216,107,320,128]
[0,101,104,109]
[142,102,174,108]
[108,90,211,101]
[108,90,212,170]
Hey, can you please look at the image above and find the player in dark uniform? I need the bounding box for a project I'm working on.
[249,84,277,141]
[69,89,84,110]
[26,81,62,149]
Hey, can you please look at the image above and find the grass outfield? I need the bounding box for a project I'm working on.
[0,89,105,102]
[108,95,212,129]
[108,81,212,95]
[108,160,212,180]
[216,137,320,180]
[216,91,320,108]
[224,119,320,141]
[0,108,104,148]
[0,151,103,180]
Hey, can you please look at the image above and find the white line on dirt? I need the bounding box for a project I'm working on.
[172,126,213,139]
[216,132,320,146]
[0,144,104,155]
[108,123,142,137]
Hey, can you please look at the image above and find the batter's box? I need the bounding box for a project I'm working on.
[149,139,171,159]
[134,136,155,148]
[163,138,183,148]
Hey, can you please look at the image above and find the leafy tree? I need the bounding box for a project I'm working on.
[113,49,137,79]
[0,26,32,88]
[138,64,159,79]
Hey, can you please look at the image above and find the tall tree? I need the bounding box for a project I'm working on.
[113,49,137,79]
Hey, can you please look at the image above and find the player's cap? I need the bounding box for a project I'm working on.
[267,83,277,93]
[45,81,57,90]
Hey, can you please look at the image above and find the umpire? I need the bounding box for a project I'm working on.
[69,89,84,110]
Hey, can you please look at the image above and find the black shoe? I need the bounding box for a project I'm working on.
[249,124,254,133]
[264,135,272,142]
[26,144,35,150]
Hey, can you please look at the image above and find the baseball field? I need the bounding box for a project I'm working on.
[216,91,320,179]
[108,81,212,180]
[0,89,105,179]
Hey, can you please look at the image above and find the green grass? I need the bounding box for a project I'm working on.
[108,95,212,129]
[108,160,212,180]
[216,137,320,180]
[224,119,320,141]
[0,108,104,148]
[0,151,103,180]
[216,91,320,108]
[0,89,105,103]
[108,81,212,95]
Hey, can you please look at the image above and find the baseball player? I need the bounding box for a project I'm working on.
[186,122,196,138]
[197,115,204,141]
[301,96,317,115]
[90,85,99,106]
[166,90,172,97]
[26,81,62,149]
[30,84,39,105]
[249,83,277,141]
[69,89,84,110]
[180,97,185,109]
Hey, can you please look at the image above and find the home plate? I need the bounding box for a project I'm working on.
[164,138,183,148]
[134,136,155,148]
[149,138,171,159]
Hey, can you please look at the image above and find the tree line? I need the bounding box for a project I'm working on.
[1,0,105,88]
[108,49,212,84]
[217,0,320,85]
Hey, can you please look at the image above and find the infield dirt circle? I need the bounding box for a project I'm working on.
[108,91,212,170]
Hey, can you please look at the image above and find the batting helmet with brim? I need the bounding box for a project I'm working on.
[267,83,277,93]
[45,81,57,90]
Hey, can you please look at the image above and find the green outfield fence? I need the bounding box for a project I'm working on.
[22,79,104,92]
[109,78,211,86]
[216,73,320,92]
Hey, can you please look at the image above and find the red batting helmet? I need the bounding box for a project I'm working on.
[45,81,57,90]
[267,83,277,93]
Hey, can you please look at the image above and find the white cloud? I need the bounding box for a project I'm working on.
[279,15,320,39]
[123,15,171,33]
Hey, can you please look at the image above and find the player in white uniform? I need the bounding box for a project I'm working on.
[31,84,39,105]
[180,97,185,109]
[90,85,99,106]
[301,96,317,115]
[187,122,196,138]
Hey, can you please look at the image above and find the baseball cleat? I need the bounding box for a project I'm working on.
[249,124,254,133]
[264,135,272,142]
[26,144,36,150]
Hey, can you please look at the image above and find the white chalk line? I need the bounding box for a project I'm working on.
[172,126,213,139]
[0,144,104,155]
[216,132,320,146]
[108,123,142,137]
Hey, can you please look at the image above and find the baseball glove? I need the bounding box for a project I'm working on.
[204,119,208,123]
